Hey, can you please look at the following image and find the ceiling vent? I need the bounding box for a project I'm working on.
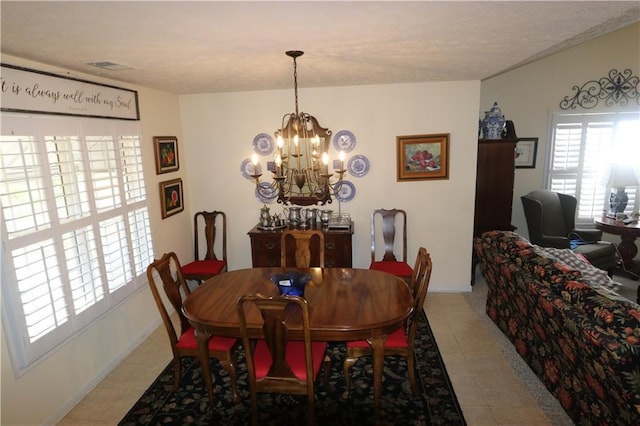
[84,61,134,71]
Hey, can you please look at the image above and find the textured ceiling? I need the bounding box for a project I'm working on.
[1,1,639,95]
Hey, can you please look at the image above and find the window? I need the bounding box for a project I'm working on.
[1,114,154,372]
[547,111,640,225]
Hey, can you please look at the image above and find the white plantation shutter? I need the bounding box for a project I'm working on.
[13,239,68,342]
[1,113,154,371]
[129,207,154,277]
[63,225,104,314]
[547,112,640,225]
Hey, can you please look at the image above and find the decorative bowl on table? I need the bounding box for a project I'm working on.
[270,271,312,297]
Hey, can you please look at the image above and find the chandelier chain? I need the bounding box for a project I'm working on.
[293,56,299,115]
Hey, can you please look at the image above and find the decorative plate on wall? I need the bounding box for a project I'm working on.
[335,180,356,202]
[347,154,370,177]
[255,182,277,203]
[333,130,356,153]
[252,133,274,156]
[241,158,261,180]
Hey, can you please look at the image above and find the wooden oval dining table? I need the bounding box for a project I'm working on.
[182,267,413,417]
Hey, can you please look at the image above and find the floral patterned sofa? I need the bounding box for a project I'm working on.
[474,231,640,425]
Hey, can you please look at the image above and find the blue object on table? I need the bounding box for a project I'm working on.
[271,271,312,296]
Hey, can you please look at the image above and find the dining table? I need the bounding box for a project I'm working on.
[182,266,413,417]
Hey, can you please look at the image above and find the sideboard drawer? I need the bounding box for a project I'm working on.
[249,233,281,267]
[323,233,352,267]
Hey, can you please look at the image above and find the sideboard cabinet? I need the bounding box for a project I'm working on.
[472,138,516,284]
[248,223,354,267]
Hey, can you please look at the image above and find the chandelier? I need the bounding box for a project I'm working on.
[251,50,347,206]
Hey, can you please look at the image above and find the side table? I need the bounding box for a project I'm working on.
[594,217,640,303]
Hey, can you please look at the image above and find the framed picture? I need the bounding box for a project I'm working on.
[159,178,184,219]
[397,133,449,181]
[515,137,538,169]
[153,136,179,174]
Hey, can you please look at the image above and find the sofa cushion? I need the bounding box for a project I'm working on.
[532,246,621,292]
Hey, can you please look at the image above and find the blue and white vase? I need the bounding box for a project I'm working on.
[481,102,506,139]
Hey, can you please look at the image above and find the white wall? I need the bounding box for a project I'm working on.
[480,23,640,239]
[179,81,481,292]
[0,55,190,425]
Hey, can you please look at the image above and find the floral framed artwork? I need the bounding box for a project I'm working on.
[153,136,179,174]
[159,178,184,219]
[515,137,538,169]
[397,133,450,181]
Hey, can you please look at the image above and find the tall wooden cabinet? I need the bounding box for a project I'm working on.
[473,138,517,238]
[472,138,517,284]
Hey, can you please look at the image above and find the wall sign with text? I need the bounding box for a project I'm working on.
[0,63,140,120]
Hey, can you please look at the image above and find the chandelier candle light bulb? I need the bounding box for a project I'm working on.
[322,152,330,174]
[251,153,261,177]
[275,154,283,178]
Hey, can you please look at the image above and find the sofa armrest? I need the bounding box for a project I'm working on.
[571,228,603,242]
[538,235,571,249]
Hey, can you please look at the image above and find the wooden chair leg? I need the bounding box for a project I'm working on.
[406,353,418,394]
[322,354,331,389]
[307,392,315,423]
[172,357,181,391]
[220,358,239,401]
[342,356,358,398]
[250,392,258,426]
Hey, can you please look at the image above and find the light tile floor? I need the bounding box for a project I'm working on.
[58,289,559,425]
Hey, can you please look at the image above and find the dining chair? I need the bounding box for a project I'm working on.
[343,246,433,398]
[147,252,239,399]
[237,294,329,425]
[281,229,325,268]
[369,208,413,283]
[181,210,228,284]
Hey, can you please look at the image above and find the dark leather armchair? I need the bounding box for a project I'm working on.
[521,190,617,275]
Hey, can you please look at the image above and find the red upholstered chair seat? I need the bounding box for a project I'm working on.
[346,325,408,349]
[182,259,226,277]
[176,326,238,351]
[254,340,328,380]
[369,261,413,278]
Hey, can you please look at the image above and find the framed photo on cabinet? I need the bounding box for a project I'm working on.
[159,178,184,219]
[153,136,179,174]
[515,138,538,169]
[397,133,449,181]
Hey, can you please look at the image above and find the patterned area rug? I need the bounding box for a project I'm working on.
[119,312,465,425]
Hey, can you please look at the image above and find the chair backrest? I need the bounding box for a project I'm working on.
[521,190,576,244]
[193,210,227,263]
[237,294,314,394]
[146,252,192,346]
[370,208,408,263]
[407,246,429,299]
[281,229,325,268]
[406,247,432,345]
